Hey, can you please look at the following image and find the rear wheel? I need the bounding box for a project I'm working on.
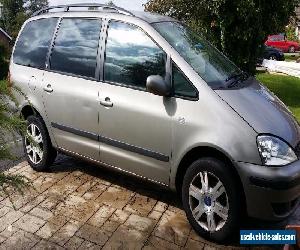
[23,116,57,171]
[182,158,241,243]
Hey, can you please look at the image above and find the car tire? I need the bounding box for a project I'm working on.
[268,54,277,60]
[23,115,57,171]
[182,157,241,243]
[289,46,295,53]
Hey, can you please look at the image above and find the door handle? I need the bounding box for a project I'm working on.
[43,84,53,93]
[100,97,113,107]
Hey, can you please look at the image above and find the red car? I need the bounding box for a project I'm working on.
[265,34,299,53]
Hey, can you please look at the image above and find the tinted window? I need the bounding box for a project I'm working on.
[50,18,101,78]
[13,18,58,68]
[104,21,166,89]
[173,64,197,98]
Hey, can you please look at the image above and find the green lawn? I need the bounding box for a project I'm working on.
[284,53,300,62]
[256,73,300,121]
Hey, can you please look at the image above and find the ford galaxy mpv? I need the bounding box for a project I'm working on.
[10,4,300,242]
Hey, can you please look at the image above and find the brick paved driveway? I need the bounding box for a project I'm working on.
[0,156,283,249]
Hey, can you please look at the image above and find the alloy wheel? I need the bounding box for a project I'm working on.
[188,171,229,232]
[25,123,43,164]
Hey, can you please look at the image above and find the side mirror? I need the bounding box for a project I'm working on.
[146,75,171,97]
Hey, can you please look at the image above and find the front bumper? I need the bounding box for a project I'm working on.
[236,160,300,221]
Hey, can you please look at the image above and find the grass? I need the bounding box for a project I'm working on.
[256,73,300,121]
[284,53,300,62]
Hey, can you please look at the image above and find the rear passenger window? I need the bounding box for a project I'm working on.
[13,18,58,69]
[50,18,102,78]
[104,21,166,89]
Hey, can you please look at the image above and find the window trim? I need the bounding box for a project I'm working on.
[102,19,169,92]
[13,17,59,70]
[47,17,103,80]
[171,61,199,101]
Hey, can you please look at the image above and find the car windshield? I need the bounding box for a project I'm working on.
[153,21,244,89]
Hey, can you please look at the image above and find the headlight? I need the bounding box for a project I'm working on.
[257,135,297,166]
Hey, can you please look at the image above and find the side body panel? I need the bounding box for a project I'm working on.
[41,72,101,160]
[98,82,172,185]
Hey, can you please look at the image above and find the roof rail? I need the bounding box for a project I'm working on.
[32,3,134,17]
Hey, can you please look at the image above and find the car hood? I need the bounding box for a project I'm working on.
[215,77,300,147]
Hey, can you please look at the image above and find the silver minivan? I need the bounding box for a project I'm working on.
[10,4,300,242]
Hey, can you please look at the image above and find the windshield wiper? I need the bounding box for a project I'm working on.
[226,72,249,88]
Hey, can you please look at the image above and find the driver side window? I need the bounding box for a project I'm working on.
[104,21,166,89]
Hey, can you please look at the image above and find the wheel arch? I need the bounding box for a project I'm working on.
[20,104,56,148]
[174,146,246,210]
[20,104,42,120]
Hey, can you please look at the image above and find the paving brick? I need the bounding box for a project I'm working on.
[1,230,40,250]
[124,193,157,217]
[31,239,64,250]
[143,235,180,250]
[50,219,82,246]
[13,214,46,233]
[30,206,54,220]
[55,194,99,223]
[20,194,46,213]
[76,224,111,246]
[48,213,69,227]
[153,201,168,212]
[102,225,148,250]
[0,225,19,238]
[35,222,62,239]
[39,195,62,211]
[110,209,130,224]
[64,235,84,249]
[73,179,98,196]
[32,175,59,193]
[153,210,191,247]
[0,210,24,232]
[88,205,115,227]
[77,240,100,250]
[124,214,155,233]
[0,206,12,218]
[82,183,107,200]
[96,186,133,209]
[0,235,6,244]
[148,210,163,220]
[102,219,120,233]
[184,238,205,249]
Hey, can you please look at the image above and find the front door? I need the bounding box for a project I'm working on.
[98,21,173,184]
[42,17,102,160]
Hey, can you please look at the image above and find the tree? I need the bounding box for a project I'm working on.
[145,0,300,74]
[0,0,26,39]
[26,0,48,15]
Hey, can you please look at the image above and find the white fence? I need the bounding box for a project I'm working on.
[262,60,300,78]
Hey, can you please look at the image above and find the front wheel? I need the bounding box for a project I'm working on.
[289,46,295,53]
[182,158,242,243]
[23,115,57,171]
